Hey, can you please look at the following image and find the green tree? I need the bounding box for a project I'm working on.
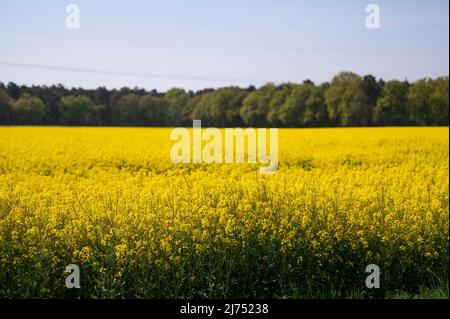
[60,95,95,125]
[165,88,189,126]
[278,83,313,127]
[0,73,446,127]
[209,87,247,127]
[408,78,434,125]
[0,90,12,124]
[429,77,449,125]
[362,75,382,108]
[325,72,362,126]
[181,94,201,126]
[349,75,383,126]
[347,89,371,126]
[113,94,141,125]
[240,84,277,127]
[7,82,21,100]
[373,80,410,125]
[267,84,293,126]
[303,83,329,126]
[88,104,110,125]
[192,93,215,126]
[12,94,46,124]
[139,95,166,126]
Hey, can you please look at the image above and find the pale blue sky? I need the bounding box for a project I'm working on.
[0,0,448,91]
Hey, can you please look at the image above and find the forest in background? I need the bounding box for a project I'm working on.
[0,71,448,127]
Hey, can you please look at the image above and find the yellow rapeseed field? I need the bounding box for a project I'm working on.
[0,126,448,298]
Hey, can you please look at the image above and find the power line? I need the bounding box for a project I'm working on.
[1,29,448,53]
[0,61,269,84]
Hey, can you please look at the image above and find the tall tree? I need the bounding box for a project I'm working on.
[192,92,215,126]
[351,75,383,126]
[373,80,410,125]
[7,82,21,100]
[165,88,189,126]
[12,94,46,124]
[408,78,434,125]
[113,94,141,126]
[209,87,247,127]
[89,104,111,126]
[0,90,12,124]
[325,72,362,126]
[267,84,293,126]
[139,95,166,126]
[240,83,277,127]
[429,77,449,125]
[303,83,329,127]
[60,96,95,125]
[278,83,313,127]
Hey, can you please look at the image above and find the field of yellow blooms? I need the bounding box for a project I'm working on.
[0,126,448,298]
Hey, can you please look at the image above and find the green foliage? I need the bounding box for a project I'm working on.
[139,95,166,126]
[325,72,362,126]
[0,73,448,127]
[408,78,434,125]
[278,83,313,127]
[267,84,293,126]
[240,84,277,127]
[164,88,189,126]
[60,95,95,125]
[430,77,449,125]
[408,77,449,126]
[0,90,12,124]
[113,94,141,125]
[11,94,46,124]
[373,81,410,125]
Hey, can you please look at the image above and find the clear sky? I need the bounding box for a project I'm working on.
[0,0,448,91]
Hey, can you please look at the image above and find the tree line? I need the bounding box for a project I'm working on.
[0,72,448,127]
